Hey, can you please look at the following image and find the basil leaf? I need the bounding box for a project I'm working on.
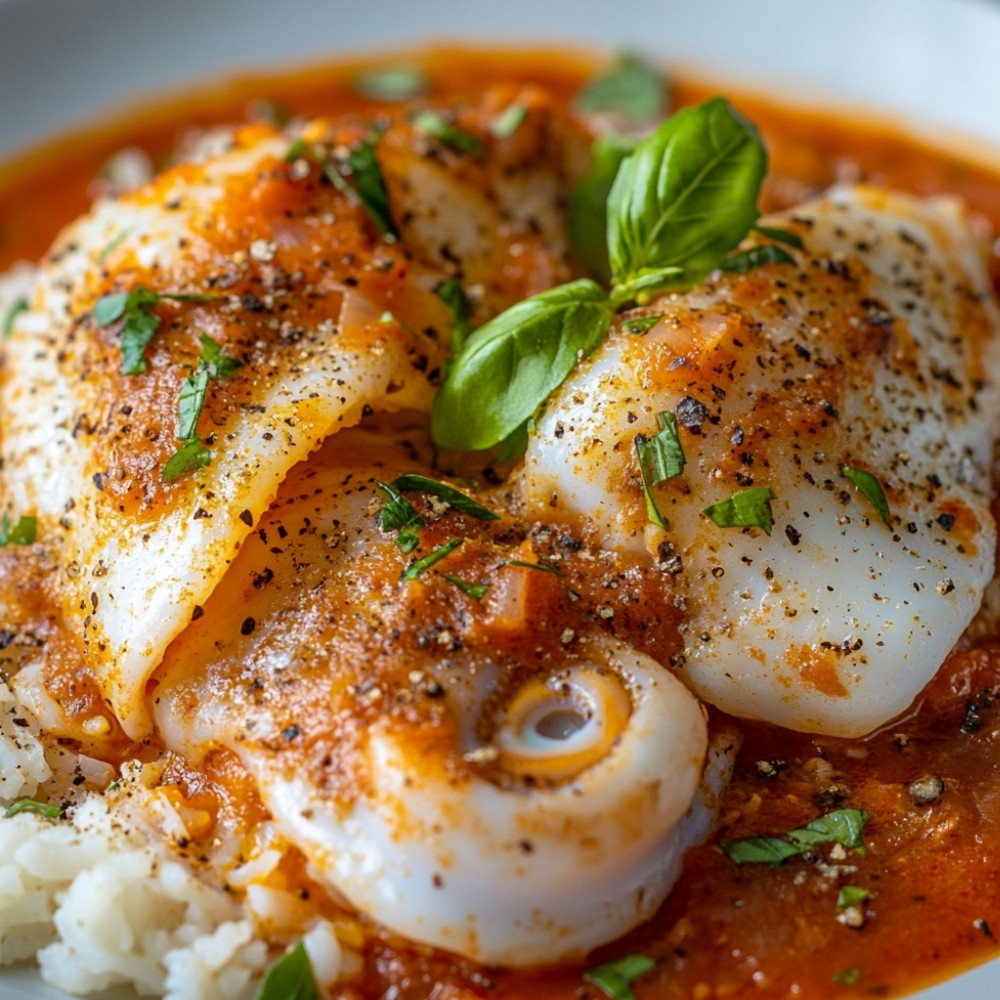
[388,474,501,521]
[4,799,60,819]
[575,53,667,122]
[431,279,612,451]
[703,486,777,535]
[177,368,209,441]
[402,537,464,581]
[719,836,804,866]
[842,465,891,527]
[568,133,637,283]
[507,559,560,575]
[412,110,483,156]
[721,243,796,274]
[163,438,212,483]
[0,512,37,547]
[198,333,243,378]
[607,97,767,286]
[442,574,489,600]
[837,885,870,910]
[354,65,428,102]
[436,281,473,352]
[254,941,319,1000]
[491,103,528,138]
[3,296,29,338]
[583,952,657,1000]
[788,808,871,852]
[622,313,663,335]
[374,479,425,533]
[325,138,397,240]
[754,224,803,249]
[832,967,862,986]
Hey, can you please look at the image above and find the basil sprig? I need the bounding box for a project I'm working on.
[606,97,766,300]
[432,98,789,453]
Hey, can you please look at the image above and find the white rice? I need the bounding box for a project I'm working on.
[0,681,344,999]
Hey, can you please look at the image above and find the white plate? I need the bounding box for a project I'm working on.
[1,0,998,997]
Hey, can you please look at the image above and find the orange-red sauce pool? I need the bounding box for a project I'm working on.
[2,45,999,1000]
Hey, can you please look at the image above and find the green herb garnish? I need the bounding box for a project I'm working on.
[575,53,667,122]
[375,479,426,535]
[162,334,243,482]
[432,98,780,455]
[842,465,891,527]
[622,314,663,335]
[837,885,870,910]
[304,136,397,240]
[606,97,766,299]
[93,287,220,375]
[491,103,528,138]
[703,487,777,535]
[401,537,464,581]
[435,281,474,352]
[754,224,803,249]
[4,799,61,819]
[412,110,482,155]
[507,559,561,575]
[97,227,133,263]
[253,941,319,1000]
[635,410,686,529]
[442,574,489,600]
[583,952,657,1000]
[0,512,37,547]
[2,296,28,339]
[354,65,428,102]
[721,243,796,274]
[431,279,612,451]
[388,474,501,521]
[568,133,637,284]
[832,967,862,986]
[720,808,872,866]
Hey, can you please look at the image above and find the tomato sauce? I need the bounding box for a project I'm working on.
[3,44,999,1000]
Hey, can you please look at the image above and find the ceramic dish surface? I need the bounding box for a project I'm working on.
[0,0,998,997]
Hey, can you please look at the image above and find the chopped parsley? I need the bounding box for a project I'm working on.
[4,799,61,819]
[374,478,426,550]
[163,333,243,483]
[832,966,862,986]
[0,511,37,547]
[837,885,870,910]
[583,952,657,1000]
[720,808,872,866]
[388,474,501,521]
[635,410,686,529]
[401,537,464,581]
[842,465,891,527]
[93,287,220,375]
[702,487,777,535]
[3,296,29,338]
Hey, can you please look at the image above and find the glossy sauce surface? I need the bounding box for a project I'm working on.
[2,45,1000,1000]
